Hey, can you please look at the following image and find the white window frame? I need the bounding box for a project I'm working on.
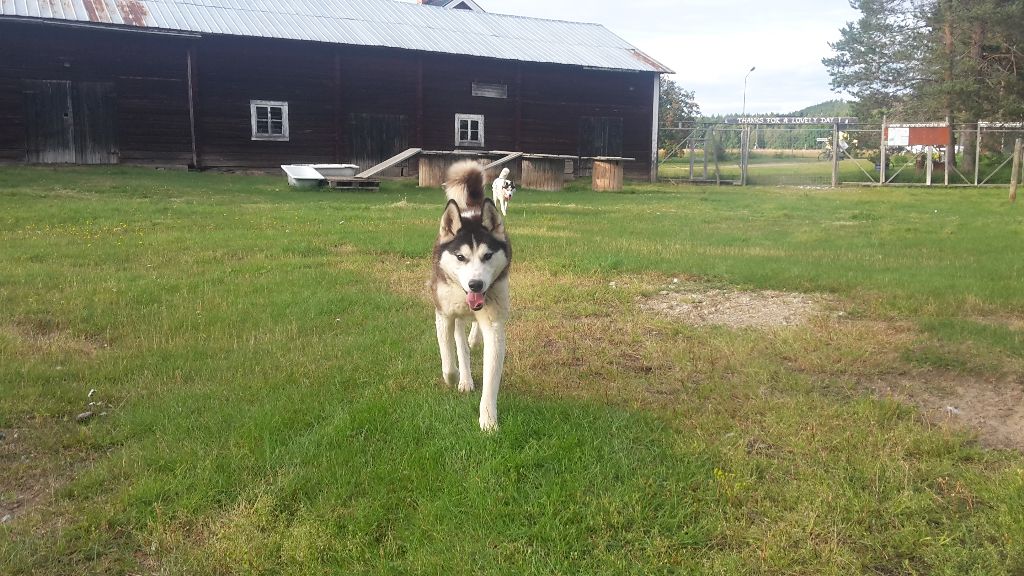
[250,100,289,141]
[455,113,484,147]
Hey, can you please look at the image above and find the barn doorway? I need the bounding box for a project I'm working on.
[23,80,118,164]
[348,113,409,176]
[578,116,623,157]
[578,116,623,178]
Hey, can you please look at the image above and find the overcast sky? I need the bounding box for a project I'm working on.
[485,0,862,115]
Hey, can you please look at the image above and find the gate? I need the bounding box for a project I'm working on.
[976,122,1024,185]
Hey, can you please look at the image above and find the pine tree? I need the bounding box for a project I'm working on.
[824,0,1024,171]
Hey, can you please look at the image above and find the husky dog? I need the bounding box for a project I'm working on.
[432,161,511,431]
[490,166,516,216]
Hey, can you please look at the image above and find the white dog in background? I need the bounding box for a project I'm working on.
[491,167,516,216]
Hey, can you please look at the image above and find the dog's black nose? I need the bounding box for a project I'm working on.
[468,280,484,293]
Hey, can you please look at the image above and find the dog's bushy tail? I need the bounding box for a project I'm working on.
[445,160,485,211]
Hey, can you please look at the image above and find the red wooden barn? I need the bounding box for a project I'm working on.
[0,0,670,180]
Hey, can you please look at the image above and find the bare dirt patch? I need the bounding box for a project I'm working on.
[867,373,1024,451]
[638,282,830,328]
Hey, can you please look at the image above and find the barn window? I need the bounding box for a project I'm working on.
[472,82,508,99]
[250,100,289,141]
[455,114,484,147]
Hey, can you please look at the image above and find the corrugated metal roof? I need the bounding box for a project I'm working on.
[0,0,672,73]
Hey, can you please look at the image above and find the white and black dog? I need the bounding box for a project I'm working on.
[491,166,516,216]
[431,161,511,431]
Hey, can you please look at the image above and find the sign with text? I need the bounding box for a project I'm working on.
[884,123,949,146]
[886,126,910,146]
[725,116,858,125]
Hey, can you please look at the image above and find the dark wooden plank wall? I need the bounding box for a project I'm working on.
[418,55,654,178]
[420,56,519,152]
[520,64,654,178]
[195,37,336,168]
[0,22,192,165]
[338,47,418,175]
[0,21,657,177]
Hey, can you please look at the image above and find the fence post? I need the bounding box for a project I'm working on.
[740,125,749,186]
[926,145,933,185]
[831,123,839,187]
[688,130,696,179]
[975,120,982,186]
[712,127,721,185]
[702,125,709,179]
[1011,138,1021,203]
[879,115,887,186]
[944,116,952,186]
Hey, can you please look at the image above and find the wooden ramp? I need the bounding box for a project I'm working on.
[482,152,523,171]
[354,148,422,179]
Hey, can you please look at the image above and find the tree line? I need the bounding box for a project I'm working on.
[823,0,1024,169]
[659,78,851,156]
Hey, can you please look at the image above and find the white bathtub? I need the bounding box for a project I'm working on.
[301,163,360,178]
[280,164,324,188]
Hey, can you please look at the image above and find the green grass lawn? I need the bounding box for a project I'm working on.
[2,166,1023,574]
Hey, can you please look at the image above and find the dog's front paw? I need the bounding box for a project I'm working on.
[479,412,498,432]
[458,378,475,393]
[442,370,459,387]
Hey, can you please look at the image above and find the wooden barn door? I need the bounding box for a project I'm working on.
[23,80,118,164]
[72,82,119,164]
[348,114,408,176]
[578,116,624,157]
[578,116,623,178]
[24,81,75,163]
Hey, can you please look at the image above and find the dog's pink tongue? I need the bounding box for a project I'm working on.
[466,292,485,310]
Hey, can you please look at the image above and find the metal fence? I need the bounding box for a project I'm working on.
[659,119,1024,187]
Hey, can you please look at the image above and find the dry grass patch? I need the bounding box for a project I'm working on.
[973,315,1024,331]
[3,316,106,358]
[638,282,832,329]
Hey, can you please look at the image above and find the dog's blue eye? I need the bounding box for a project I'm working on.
[482,252,493,261]
[455,253,466,262]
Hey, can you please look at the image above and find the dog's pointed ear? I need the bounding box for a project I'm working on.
[481,198,506,239]
[438,199,463,242]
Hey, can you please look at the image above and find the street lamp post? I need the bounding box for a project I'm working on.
[742,66,756,116]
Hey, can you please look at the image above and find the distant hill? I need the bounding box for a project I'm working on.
[790,100,852,117]
[701,100,853,121]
